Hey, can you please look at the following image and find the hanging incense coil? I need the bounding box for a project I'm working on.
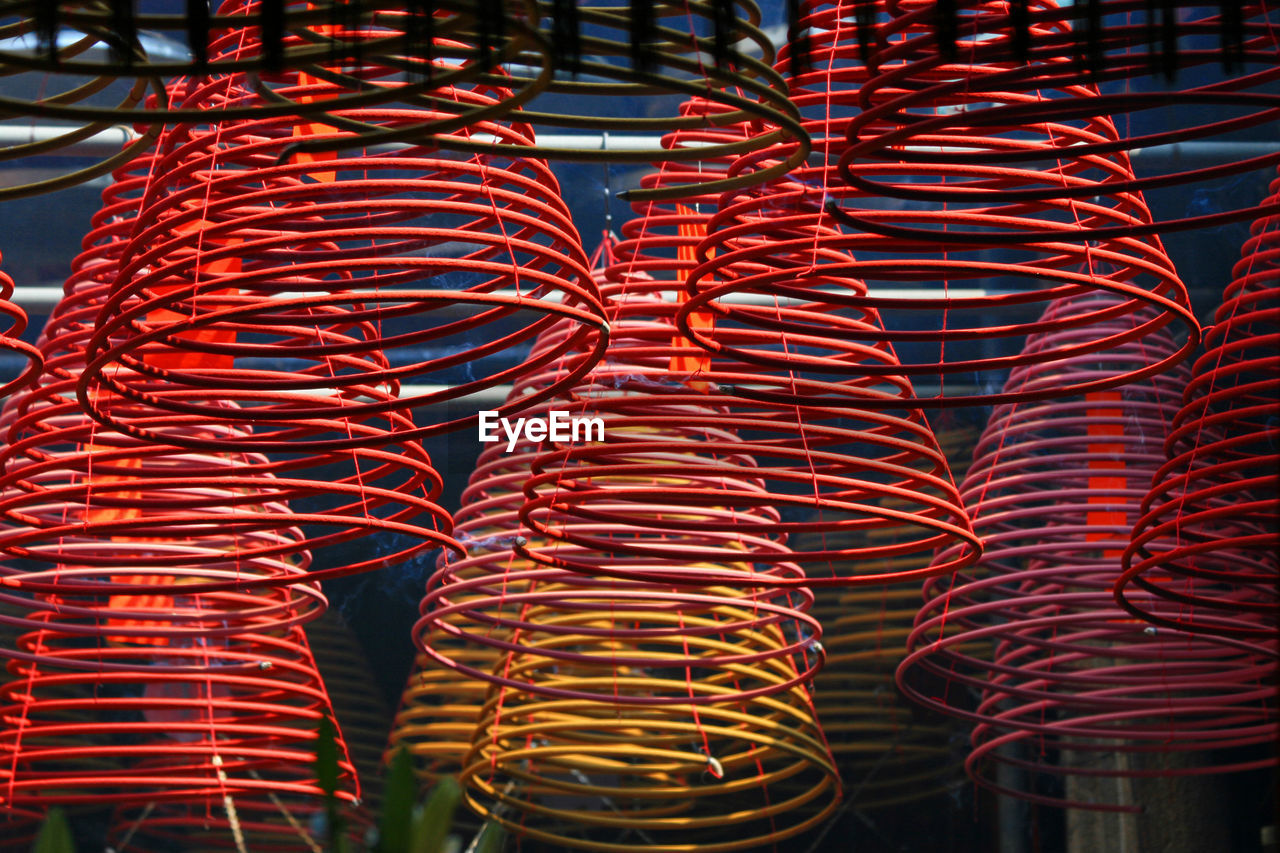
[683,0,1199,409]
[0,0,548,130]
[0,256,39,398]
[420,448,840,849]
[584,223,980,589]
[0,149,376,819]
[836,0,1280,240]
[77,64,607,454]
[0,21,161,201]
[389,434,539,782]
[0,611,360,811]
[1120,169,1280,641]
[404,250,840,848]
[595,96,979,588]
[461,678,839,853]
[441,0,809,201]
[1,134,455,600]
[794,425,980,809]
[416,393,825,706]
[897,291,1278,809]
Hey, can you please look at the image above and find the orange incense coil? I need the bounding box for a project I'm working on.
[416,430,825,708]
[1120,168,1280,641]
[898,291,1278,810]
[390,429,546,782]
[408,247,841,848]
[461,678,839,852]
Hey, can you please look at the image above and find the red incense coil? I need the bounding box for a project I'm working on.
[836,0,1280,239]
[600,99,979,587]
[0,142,457,602]
[1120,169,1280,640]
[0,258,39,400]
[897,291,1277,810]
[0,142,371,823]
[75,20,606,455]
[0,617,359,810]
[528,261,978,589]
[681,0,1199,409]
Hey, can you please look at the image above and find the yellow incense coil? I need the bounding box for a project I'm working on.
[462,681,839,852]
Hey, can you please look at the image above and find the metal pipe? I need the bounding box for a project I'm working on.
[4,124,1276,161]
[9,285,992,312]
[0,125,138,157]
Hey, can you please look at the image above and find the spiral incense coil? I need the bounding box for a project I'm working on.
[518,255,978,589]
[389,276,602,783]
[442,0,808,201]
[0,136,449,602]
[602,99,979,588]
[0,27,162,201]
[417,426,825,706]
[0,615,359,810]
[897,291,1278,810]
[683,0,1199,409]
[0,1,548,130]
[835,0,1280,240]
[793,426,979,809]
[403,244,842,847]
[1120,170,1280,641]
[460,680,839,853]
[77,67,607,454]
[0,257,39,399]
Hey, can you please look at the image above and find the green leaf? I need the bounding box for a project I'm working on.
[376,747,417,853]
[409,776,463,853]
[32,807,75,853]
[315,714,340,798]
[469,819,506,853]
